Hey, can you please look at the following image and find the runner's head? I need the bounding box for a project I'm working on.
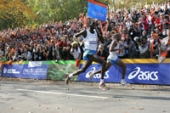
[112,33,121,41]
[88,19,96,30]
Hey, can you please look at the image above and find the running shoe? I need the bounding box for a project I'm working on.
[99,83,109,90]
[88,71,94,81]
[120,79,127,86]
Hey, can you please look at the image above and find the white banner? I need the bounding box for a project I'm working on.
[28,61,42,68]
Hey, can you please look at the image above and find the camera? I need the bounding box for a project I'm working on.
[134,37,141,43]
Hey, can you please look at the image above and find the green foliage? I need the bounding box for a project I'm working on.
[27,0,87,23]
[0,0,167,30]
[0,0,37,30]
[110,0,169,10]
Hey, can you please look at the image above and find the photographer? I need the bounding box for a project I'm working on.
[135,36,150,58]
[70,42,81,60]
[158,29,170,62]
[57,36,70,60]
[162,15,169,37]
[149,32,161,58]
[129,23,139,41]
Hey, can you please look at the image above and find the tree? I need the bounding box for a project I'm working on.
[0,0,37,30]
[109,0,168,11]
[27,0,109,23]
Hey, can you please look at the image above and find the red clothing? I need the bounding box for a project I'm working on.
[151,16,155,25]
[155,17,160,26]
[155,17,163,32]
[58,41,68,47]
[143,18,149,30]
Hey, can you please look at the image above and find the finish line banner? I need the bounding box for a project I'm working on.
[87,0,107,21]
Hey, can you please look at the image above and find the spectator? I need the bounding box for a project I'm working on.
[0,1,169,61]
[70,42,81,60]
[136,36,150,58]
[149,32,161,58]
[58,36,70,60]
[124,34,137,58]
[96,44,108,60]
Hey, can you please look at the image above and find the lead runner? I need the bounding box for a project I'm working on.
[65,19,109,90]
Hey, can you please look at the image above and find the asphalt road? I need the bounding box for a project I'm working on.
[0,78,170,113]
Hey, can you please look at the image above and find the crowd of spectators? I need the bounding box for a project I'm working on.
[0,1,170,62]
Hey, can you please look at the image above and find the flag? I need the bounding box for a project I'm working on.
[87,0,107,21]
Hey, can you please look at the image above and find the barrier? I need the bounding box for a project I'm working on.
[78,59,170,85]
[1,62,48,80]
[47,60,78,81]
[0,59,170,85]
[0,60,78,81]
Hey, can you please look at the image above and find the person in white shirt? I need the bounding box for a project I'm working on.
[65,20,108,90]
[125,18,132,30]
[70,42,81,60]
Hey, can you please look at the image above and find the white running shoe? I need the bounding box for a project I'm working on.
[120,79,126,86]
[88,72,94,81]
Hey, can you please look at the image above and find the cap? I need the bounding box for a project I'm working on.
[71,42,78,46]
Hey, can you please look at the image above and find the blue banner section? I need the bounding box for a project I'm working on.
[1,64,48,80]
[126,64,170,85]
[78,64,122,82]
[88,2,107,21]
[1,64,24,77]
[22,64,48,79]
[78,63,170,85]
[1,60,170,85]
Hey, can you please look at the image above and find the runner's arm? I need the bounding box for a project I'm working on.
[74,29,87,38]
[96,27,104,44]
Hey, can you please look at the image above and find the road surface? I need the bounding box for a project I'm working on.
[0,78,170,113]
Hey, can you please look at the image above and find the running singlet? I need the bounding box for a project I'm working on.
[108,40,120,60]
[83,29,98,51]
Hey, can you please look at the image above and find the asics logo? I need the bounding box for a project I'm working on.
[128,67,158,81]
[86,67,109,79]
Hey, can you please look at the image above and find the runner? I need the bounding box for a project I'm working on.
[89,33,127,85]
[65,20,108,90]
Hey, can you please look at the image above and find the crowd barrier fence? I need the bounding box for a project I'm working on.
[0,59,170,85]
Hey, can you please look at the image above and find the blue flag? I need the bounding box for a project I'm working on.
[87,0,107,21]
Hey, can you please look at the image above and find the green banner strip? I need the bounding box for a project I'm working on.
[56,60,76,65]
[3,58,170,65]
[19,60,76,65]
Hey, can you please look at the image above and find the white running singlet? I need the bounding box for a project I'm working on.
[83,29,98,51]
[108,40,119,60]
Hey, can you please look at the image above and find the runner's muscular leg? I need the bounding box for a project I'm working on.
[71,56,92,76]
[116,60,126,79]
[88,55,106,79]
[93,61,111,75]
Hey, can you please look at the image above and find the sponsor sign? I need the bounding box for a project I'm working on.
[78,64,122,83]
[126,64,170,85]
[1,64,23,77]
[1,64,48,79]
[22,64,48,79]
[78,63,170,85]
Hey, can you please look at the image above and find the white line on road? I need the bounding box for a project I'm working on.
[17,89,108,99]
